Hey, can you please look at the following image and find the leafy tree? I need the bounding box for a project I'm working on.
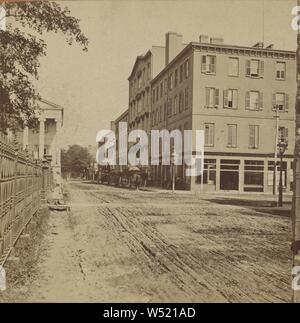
[61,144,92,177]
[0,1,88,133]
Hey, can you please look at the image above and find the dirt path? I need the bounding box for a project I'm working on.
[22,181,292,302]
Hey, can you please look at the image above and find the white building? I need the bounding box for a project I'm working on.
[19,99,64,187]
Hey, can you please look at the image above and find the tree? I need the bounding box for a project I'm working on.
[61,145,92,177]
[0,1,88,133]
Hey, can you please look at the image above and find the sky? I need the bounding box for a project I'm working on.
[34,0,298,148]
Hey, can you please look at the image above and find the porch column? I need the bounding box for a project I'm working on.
[56,119,62,166]
[39,118,45,159]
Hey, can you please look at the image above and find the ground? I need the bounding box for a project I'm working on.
[0,180,293,302]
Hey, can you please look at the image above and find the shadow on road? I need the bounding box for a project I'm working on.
[204,198,291,217]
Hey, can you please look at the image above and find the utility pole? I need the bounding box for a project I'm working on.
[273,106,280,195]
[292,0,300,302]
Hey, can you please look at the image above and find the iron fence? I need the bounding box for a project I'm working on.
[0,133,52,265]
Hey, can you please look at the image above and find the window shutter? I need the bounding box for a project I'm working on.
[214,89,219,107]
[233,126,237,147]
[246,60,251,76]
[211,56,216,73]
[223,90,228,108]
[202,56,207,73]
[284,93,289,112]
[259,60,264,78]
[228,125,233,146]
[272,93,277,110]
[205,126,209,145]
[245,91,250,109]
[205,88,210,107]
[210,125,214,145]
[249,126,255,148]
[284,128,289,142]
[259,92,263,110]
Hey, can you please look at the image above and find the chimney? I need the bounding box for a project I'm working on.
[199,34,209,43]
[210,37,224,45]
[165,32,183,66]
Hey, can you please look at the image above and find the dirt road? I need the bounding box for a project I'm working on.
[17,181,293,302]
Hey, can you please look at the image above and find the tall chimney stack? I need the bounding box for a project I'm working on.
[165,32,183,66]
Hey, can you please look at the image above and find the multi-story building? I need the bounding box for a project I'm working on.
[127,45,166,135]
[150,33,296,193]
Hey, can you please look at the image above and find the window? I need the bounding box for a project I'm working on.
[160,82,163,98]
[169,73,173,90]
[228,57,239,76]
[246,91,263,110]
[160,105,163,122]
[174,69,178,87]
[167,98,171,116]
[273,92,289,112]
[180,64,184,82]
[244,160,264,192]
[276,62,286,80]
[184,59,190,78]
[147,63,151,80]
[185,88,189,109]
[224,89,238,109]
[201,55,216,74]
[164,104,167,121]
[152,89,155,104]
[179,91,184,112]
[138,75,142,89]
[278,127,288,144]
[174,95,178,115]
[204,123,214,146]
[164,79,168,94]
[156,87,159,101]
[249,125,259,149]
[246,59,264,77]
[205,87,219,108]
[227,124,237,148]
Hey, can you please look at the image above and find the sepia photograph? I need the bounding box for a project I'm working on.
[0,0,300,309]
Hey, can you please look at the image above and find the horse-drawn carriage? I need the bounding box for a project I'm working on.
[96,164,148,189]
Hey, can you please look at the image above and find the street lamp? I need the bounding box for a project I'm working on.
[277,140,288,207]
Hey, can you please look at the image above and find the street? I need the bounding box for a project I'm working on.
[23,181,291,302]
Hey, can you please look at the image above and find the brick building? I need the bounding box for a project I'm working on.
[114,32,296,193]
